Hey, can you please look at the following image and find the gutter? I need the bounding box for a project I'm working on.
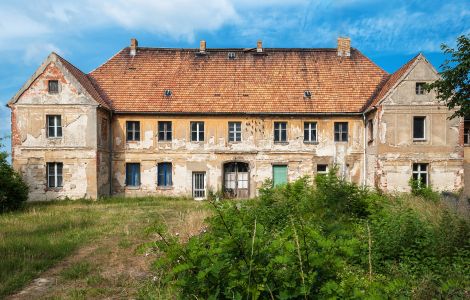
[112,111,366,117]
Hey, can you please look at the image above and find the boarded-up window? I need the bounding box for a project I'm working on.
[126,163,140,186]
[157,162,172,187]
[273,165,288,186]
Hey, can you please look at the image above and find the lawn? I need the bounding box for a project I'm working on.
[0,196,209,299]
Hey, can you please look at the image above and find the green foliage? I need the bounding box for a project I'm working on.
[0,136,28,213]
[152,173,470,299]
[426,34,470,119]
[409,177,440,202]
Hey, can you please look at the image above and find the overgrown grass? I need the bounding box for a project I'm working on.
[0,196,206,298]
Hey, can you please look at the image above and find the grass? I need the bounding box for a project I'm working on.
[0,196,209,299]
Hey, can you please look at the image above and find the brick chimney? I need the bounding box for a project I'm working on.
[130,38,138,56]
[337,37,351,57]
[257,40,263,53]
[199,40,206,53]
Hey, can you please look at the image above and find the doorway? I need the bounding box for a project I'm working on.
[223,162,249,198]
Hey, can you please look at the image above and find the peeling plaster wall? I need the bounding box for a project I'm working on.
[11,62,100,200]
[112,115,365,198]
[374,58,463,193]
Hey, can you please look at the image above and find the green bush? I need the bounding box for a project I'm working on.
[149,173,470,299]
[0,137,28,213]
[409,177,440,202]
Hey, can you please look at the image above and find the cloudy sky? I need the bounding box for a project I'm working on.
[0,0,469,155]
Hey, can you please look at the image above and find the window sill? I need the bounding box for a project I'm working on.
[413,139,427,142]
[465,144,470,147]
[47,137,63,139]
[46,187,63,191]
[158,140,172,143]
[303,141,319,145]
[125,186,141,190]
[274,141,289,145]
[156,186,173,190]
[334,141,348,143]
[126,140,140,143]
[190,141,205,144]
[228,141,242,144]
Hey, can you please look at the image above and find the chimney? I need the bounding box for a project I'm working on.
[130,38,138,56]
[257,40,263,53]
[337,37,351,57]
[199,40,206,53]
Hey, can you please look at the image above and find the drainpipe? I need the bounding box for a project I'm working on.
[109,110,113,196]
[362,112,367,187]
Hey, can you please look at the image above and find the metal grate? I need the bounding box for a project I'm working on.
[192,172,206,199]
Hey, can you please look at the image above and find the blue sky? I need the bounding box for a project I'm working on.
[0,0,469,156]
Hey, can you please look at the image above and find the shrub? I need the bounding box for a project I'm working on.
[409,177,440,202]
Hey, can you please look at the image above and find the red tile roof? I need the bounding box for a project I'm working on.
[89,47,388,114]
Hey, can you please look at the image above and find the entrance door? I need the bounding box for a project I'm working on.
[192,172,206,199]
[273,165,288,186]
[224,162,249,198]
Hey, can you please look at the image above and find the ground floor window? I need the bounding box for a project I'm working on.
[273,165,288,186]
[464,120,470,145]
[126,163,141,187]
[412,163,428,186]
[224,162,249,198]
[192,172,206,199]
[157,162,172,187]
[47,162,63,188]
[317,164,328,175]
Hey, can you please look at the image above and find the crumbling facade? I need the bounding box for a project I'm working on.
[8,38,465,200]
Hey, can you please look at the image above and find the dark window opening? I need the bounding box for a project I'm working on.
[228,122,242,142]
[317,164,328,174]
[158,121,172,141]
[412,163,428,186]
[413,116,426,140]
[191,121,204,142]
[334,122,348,142]
[274,122,287,142]
[416,82,426,95]
[126,163,140,187]
[157,162,172,187]
[368,119,374,142]
[48,80,59,93]
[126,121,140,141]
[47,162,63,188]
[47,115,62,138]
[164,89,172,97]
[304,122,317,142]
[464,120,470,145]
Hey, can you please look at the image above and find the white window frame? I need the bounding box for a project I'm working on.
[192,172,206,199]
[47,162,63,188]
[158,121,172,141]
[412,163,429,186]
[304,122,317,143]
[191,121,204,142]
[334,122,348,142]
[413,116,426,141]
[228,122,242,142]
[47,115,62,138]
[274,122,287,143]
[126,121,140,142]
[416,82,426,95]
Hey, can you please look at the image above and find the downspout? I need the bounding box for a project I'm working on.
[109,110,113,196]
[363,112,367,187]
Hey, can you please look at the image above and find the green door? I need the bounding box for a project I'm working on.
[273,165,288,186]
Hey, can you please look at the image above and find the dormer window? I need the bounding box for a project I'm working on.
[304,90,312,98]
[416,82,426,95]
[48,80,59,94]
[228,52,236,60]
[164,89,172,97]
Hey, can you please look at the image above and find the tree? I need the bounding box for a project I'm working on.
[426,34,470,119]
[0,136,28,213]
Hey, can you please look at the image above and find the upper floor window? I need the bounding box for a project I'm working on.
[412,163,428,186]
[47,162,63,188]
[413,116,426,140]
[126,163,140,187]
[334,122,348,142]
[304,122,317,143]
[416,82,426,95]
[158,121,172,141]
[191,121,204,142]
[228,122,242,142]
[48,80,59,94]
[47,115,62,138]
[465,120,470,146]
[368,119,374,142]
[157,162,172,187]
[126,121,140,141]
[274,122,287,143]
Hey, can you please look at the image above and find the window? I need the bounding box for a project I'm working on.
[126,163,140,187]
[416,82,426,95]
[47,162,63,188]
[273,165,288,186]
[47,115,62,138]
[48,80,59,93]
[304,122,317,143]
[368,119,374,142]
[274,122,287,142]
[126,121,140,141]
[334,122,348,142]
[158,121,172,141]
[191,122,204,142]
[99,118,108,147]
[465,121,470,145]
[193,172,206,199]
[228,122,242,142]
[317,164,328,175]
[413,116,426,140]
[412,163,428,186]
[157,162,172,187]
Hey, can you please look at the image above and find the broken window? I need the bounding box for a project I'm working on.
[317,164,328,175]
[48,80,59,93]
[47,162,63,188]
[413,116,426,140]
[334,122,348,142]
[191,121,204,142]
[368,119,374,142]
[416,82,426,95]
[126,121,140,141]
[228,122,242,142]
[47,115,62,138]
[274,122,287,142]
[126,163,140,187]
[412,163,428,186]
[157,162,172,187]
[158,121,172,141]
[224,162,249,198]
[464,120,470,145]
[304,122,317,143]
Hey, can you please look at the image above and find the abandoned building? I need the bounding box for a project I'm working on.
[7,37,466,200]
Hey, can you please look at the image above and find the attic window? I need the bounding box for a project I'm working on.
[164,89,172,97]
[304,90,312,98]
[416,82,426,95]
[48,80,59,94]
[228,52,236,60]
